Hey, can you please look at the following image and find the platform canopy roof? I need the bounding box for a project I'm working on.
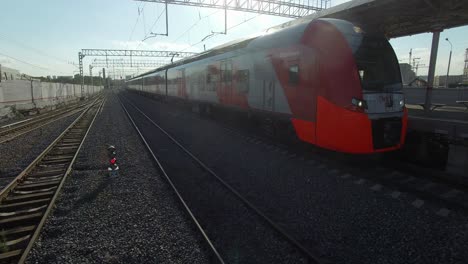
[272,0,468,38]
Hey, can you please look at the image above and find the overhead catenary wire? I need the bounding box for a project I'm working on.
[172,10,221,43]
[0,34,75,66]
[127,2,147,49]
[142,6,147,36]
[138,7,167,47]
[0,51,55,73]
[228,14,263,31]
[146,7,167,35]
[179,14,262,52]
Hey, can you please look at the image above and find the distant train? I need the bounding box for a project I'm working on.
[127,18,407,154]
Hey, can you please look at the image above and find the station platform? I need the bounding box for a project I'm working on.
[407,104,468,140]
[403,104,468,175]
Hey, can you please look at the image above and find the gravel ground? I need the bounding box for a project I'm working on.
[27,92,210,263]
[122,97,309,264]
[124,91,468,264]
[0,113,80,186]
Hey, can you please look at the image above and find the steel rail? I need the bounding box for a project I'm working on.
[188,98,468,215]
[121,97,323,264]
[0,93,103,135]
[0,101,83,133]
[0,99,103,263]
[152,93,468,217]
[0,119,33,129]
[172,98,468,216]
[118,97,226,264]
[0,100,95,144]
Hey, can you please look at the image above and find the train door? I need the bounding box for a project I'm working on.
[286,58,300,112]
[253,57,276,112]
[177,68,187,98]
[220,60,233,105]
[165,69,168,96]
[188,71,200,101]
[189,73,195,100]
[283,54,318,119]
[262,79,275,112]
[285,51,318,144]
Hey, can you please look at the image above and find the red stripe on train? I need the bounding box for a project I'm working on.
[291,118,316,144]
[316,96,374,154]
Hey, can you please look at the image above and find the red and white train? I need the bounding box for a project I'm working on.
[127,18,408,154]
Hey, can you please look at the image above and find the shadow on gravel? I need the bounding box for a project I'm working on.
[56,173,110,216]
[73,177,109,206]
[73,164,107,171]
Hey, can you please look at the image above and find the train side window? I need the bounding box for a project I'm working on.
[199,74,205,91]
[206,65,219,91]
[237,70,249,93]
[289,65,299,85]
[206,73,215,91]
[221,62,226,82]
[225,61,232,83]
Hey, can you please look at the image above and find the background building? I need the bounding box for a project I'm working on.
[435,75,464,87]
[464,48,468,84]
[400,63,416,85]
[0,65,26,81]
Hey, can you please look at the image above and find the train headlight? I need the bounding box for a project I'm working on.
[353,26,364,34]
[352,98,368,109]
[399,99,405,108]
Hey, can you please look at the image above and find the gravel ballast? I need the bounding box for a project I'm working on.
[124,91,468,264]
[27,92,210,263]
[122,97,309,263]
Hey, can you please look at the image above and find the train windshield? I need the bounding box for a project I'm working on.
[355,36,402,92]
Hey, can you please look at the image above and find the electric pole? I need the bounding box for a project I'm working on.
[445,38,453,88]
[89,65,93,97]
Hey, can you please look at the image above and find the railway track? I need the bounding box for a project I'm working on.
[0,99,103,263]
[220,122,468,216]
[0,99,97,144]
[127,91,468,217]
[120,96,323,264]
[224,123,468,214]
[212,110,468,216]
[216,112,468,216]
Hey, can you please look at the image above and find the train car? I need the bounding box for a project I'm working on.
[127,18,407,154]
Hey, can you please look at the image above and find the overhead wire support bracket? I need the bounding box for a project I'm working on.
[143,1,169,40]
[78,49,197,86]
[134,0,329,18]
[211,0,228,35]
[201,1,227,44]
[80,49,196,58]
[91,59,168,68]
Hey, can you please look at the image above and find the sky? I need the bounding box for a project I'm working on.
[0,0,467,78]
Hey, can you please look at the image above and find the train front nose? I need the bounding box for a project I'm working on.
[364,93,407,151]
[371,117,403,149]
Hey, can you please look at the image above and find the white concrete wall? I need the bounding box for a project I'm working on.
[0,80,103,119]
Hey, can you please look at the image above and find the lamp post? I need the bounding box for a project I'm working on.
[445,38,453,88]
